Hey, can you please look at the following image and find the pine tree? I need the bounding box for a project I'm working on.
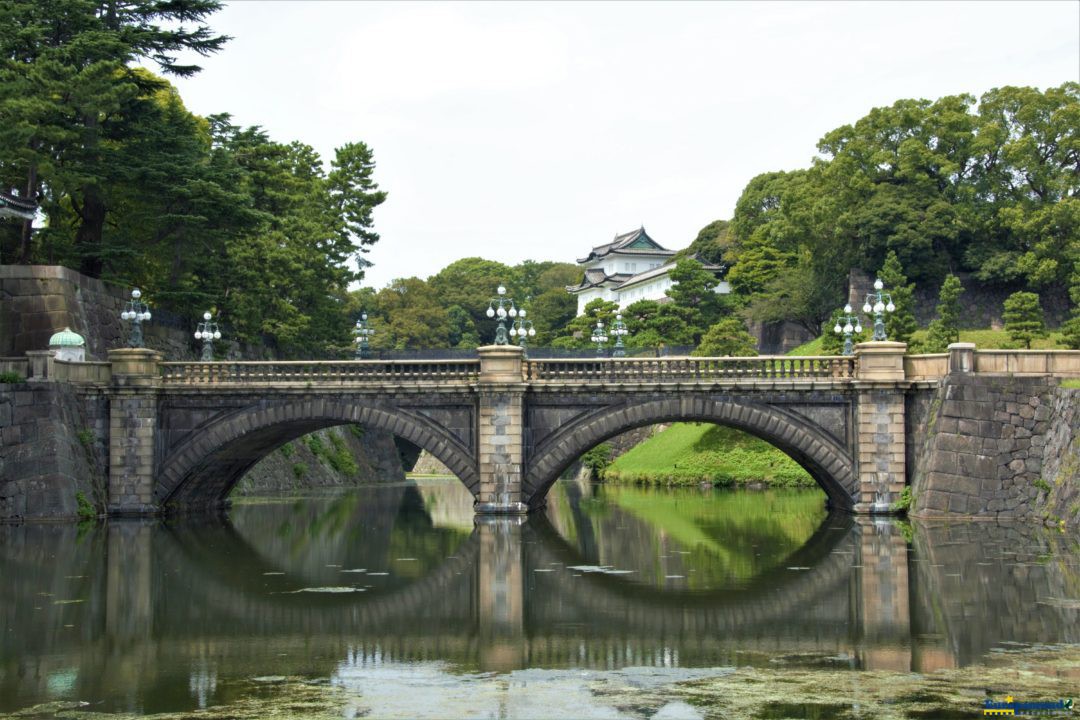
[1003,292,1047,349]
[692,317,758,357]
[875,251,918,345]
[924,274,964,352]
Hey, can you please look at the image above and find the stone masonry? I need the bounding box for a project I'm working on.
[0,383,105,519]
[910,372,1056,519]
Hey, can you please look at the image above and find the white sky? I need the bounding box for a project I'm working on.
[170,1,1080,290]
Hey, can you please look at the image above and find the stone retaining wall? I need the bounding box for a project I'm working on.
[0,383,106,520]
[233,425,405,495]
[0,265,198,360]
[909,373,1079,524]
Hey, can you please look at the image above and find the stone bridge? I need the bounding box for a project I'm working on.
[12,341,1080,517]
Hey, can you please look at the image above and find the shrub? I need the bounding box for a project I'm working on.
[580,443,614,479]
[75,491,96,521]
[0,371,24,384]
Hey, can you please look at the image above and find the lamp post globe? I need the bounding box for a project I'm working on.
[353,312,375,359]
[121,288,152,348]
[486,284,517,346]
[833,303,862,356]
[864,277,896,341]
[195,310,221,361]
[610,313,630,357]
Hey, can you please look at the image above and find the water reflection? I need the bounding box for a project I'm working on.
[0,479,1078,714]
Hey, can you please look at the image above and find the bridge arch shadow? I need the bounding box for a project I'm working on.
[156,398,478,511]
[524,398,855,511]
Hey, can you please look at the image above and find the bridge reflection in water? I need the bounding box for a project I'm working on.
[1,480,1078,714]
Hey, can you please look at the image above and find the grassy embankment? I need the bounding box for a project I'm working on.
[603,422,815,488]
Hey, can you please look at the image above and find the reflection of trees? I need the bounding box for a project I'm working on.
[545,483,828,589]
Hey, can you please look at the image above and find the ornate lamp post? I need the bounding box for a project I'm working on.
[194,311,221,361]
[485,285,517,345]
[590,318,609,357]
[862,278,896,341]
[120,288,152,348]
[509,308,536,352]
[354,312,375,359]
[832,304,862,356]
[610,314,629,357]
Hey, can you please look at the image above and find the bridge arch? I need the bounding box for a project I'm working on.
[524,397,855,511]
[157,398,478,511]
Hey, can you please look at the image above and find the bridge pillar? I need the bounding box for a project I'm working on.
[107,348,161,516]
[854,342,907,514]
[475,345,528,514]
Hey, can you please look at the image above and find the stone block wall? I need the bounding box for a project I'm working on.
[0,383,106,520]
[0,265,195,360]
[1037,387,1080,525]
[909,373,1063,520]
[233,425,406,494]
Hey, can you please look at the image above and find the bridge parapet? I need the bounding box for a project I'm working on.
[526,355,855,383]
[160,359,480,386]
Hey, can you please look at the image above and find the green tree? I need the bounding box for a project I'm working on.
[1002,291,1046,349]
[677,219,731,265]
[692,317,758,357]
[370,277,450,350]
[551,298,619,349]
[0,0,229,275]
[876,251,918,345]
[923,274,965,352]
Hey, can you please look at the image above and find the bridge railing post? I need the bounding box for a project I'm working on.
[107,348,162,516]
[947,342,976,374]
[475,345,528,514]
[853,342,908,514]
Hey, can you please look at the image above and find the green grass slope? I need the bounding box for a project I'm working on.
[603,422,815,488]
[788,328,1069,355]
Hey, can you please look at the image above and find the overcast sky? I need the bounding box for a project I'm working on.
[170,1,1079,289]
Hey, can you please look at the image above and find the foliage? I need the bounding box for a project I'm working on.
[876,251,918,345]
[1003,291,1047,349]
[550,298,620,349]
[890,486,912,514]
[604,423,815,488]
[0,3,386,356]
[291,463,307,480]
[722,84,1078,341]
[923,274,965,352]
[677,219,731,265]
[279,442,295,458]
[367,277,450,350]
[580,443,614,479]
[693,317,758,356]
[0,0,229,273]
[75,491,96,521]
[0,371,24,383]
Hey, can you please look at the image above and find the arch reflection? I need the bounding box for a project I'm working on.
[2,480,1078,715]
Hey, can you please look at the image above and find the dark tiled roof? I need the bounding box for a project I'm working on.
[0,190,36,220]
[566,271,633,293]
[576,227,674,264]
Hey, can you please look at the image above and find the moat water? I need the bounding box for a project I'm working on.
[1,479,1078,719]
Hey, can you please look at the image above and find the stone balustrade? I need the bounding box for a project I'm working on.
[525,355,856,383]
[159,359,480,386]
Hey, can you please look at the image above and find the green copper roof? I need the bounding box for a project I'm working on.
[49,327,85,347]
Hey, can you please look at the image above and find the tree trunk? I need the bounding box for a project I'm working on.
[16,164,37,264]
[76,183,106,277]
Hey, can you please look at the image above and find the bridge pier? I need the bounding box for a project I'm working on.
[854,342,908,514]
[107,349,161,516]
[474,346,529,514]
